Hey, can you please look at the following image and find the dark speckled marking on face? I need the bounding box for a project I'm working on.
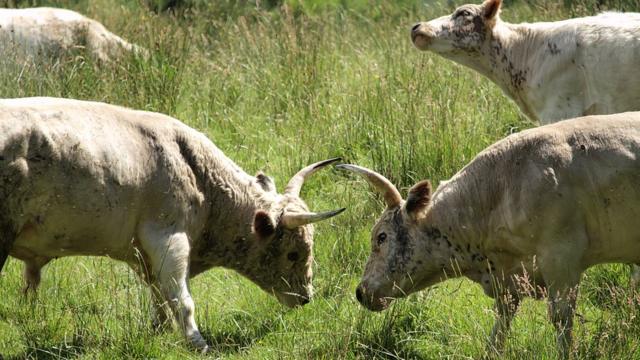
[387,208,414,274]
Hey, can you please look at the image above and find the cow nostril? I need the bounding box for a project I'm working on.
[411,23,421,33]
[356,287,363,303]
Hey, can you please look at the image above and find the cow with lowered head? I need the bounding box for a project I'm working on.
[0,97,344,352]
[0,8,146,63]
[340,112,640,358]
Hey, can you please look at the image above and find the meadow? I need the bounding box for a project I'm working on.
[1,0,640,358]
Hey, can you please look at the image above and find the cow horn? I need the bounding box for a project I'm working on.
[284,157,342,197]
[336,164,402,208]
[281,208,346,229]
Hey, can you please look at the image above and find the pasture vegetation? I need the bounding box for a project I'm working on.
[1,0,639,358]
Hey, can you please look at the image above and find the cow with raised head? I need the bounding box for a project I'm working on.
[411,0,640,123]
[339,112,640,358]
[0,97,344,352]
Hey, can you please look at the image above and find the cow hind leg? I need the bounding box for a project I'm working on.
[138,224,208,352]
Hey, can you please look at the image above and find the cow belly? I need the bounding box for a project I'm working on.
[9,182,142,262]
[12,207,138,261]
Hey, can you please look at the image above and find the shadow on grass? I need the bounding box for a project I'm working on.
[350,333,426,360]
[307,310,427,360]
[200,314,277,355]
[4,343,84,360]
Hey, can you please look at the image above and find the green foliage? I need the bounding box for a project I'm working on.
[1,0,639,358]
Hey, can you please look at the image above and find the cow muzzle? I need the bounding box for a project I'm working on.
[355,284,391,312]
[411,22,435,50]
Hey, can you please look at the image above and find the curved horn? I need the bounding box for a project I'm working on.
[336,164,402,208]
[284,157,342,197]
[281,208,346,229]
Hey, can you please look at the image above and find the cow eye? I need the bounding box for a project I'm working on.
[377,233,387,246]
[287,251,299,262]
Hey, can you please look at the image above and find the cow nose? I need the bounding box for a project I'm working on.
[355,286,364,304]
[411,23,421,33]
[300,297,310,306]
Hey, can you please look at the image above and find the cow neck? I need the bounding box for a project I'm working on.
[421,171,496,280]
[188,151,273,276]
[471,20,543,121]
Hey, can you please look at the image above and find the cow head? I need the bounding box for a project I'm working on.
[411,0,501,55]
[250,158,345,308]
[338,164,454,311]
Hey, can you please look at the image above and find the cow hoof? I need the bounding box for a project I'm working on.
[188,334,209,353]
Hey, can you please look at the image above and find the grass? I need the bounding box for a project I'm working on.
[1,0,640,358]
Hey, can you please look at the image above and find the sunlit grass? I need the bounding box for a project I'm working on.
[1,0,639,358]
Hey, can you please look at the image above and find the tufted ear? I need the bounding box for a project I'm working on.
[482,0,502,20]
[255,172,277,192]
[404,180,432,217]
[253,210,276,239]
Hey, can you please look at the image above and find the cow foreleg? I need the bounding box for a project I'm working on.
[547,285,578,360]
[140,227,208,353]
[540,244,582,360]
[487,290,520,355]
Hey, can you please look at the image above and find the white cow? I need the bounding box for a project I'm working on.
[0,8,145,62]
[411,0,640,123]
[0,97,344,352]
[339,112,640,358]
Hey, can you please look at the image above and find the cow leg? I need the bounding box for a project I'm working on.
[630,265,640,288]
[22,257,51,294]
[487,289,520,355]
[149,283,173,332]
[0,224,16,273]
[128,258,173,332]
[546,285,578,360]
[138,226,208,352]
[0,244,10,273]
[539,247,582,360]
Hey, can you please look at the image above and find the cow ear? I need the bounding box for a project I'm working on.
[405,180,432,217]
[482,0,502,20]
[253,210,276,239]
[256,172,277,192]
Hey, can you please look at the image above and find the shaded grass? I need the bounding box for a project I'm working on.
[1,0,640,359]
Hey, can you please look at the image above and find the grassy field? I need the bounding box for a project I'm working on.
[1,0,640,358]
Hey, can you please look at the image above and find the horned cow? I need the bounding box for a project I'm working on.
[0,97,344,352]
[0,7,145,63]
[340,112,640,358]
[411,0,640,123]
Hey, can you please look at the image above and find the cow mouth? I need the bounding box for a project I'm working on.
[412,31,433,50]
[363,296,392,312]
[356,285,394,311]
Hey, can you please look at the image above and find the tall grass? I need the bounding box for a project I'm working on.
[0,0,639,358]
